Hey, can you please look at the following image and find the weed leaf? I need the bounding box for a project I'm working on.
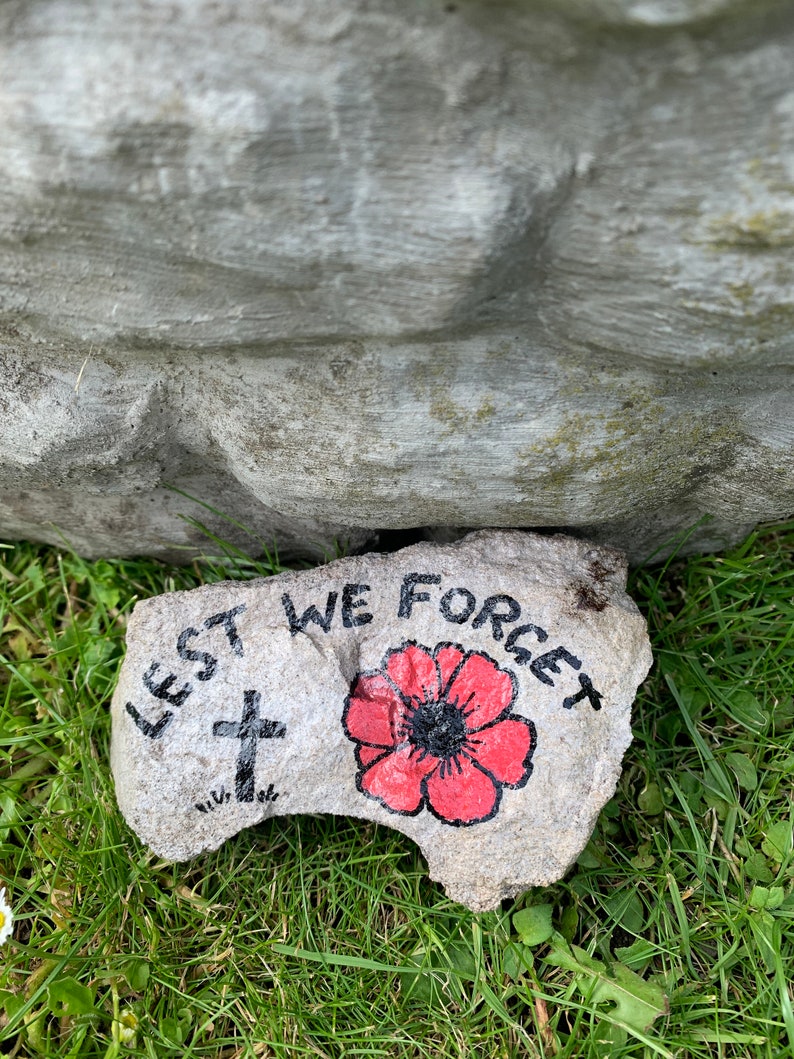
[725,689,767,732]
[545,942,668,1033]
[46,977,96,1016]
[744,850,775,883]
[749,885,785,910]
[513,904,554,946]
[725,752,758,791]
[762,821,792,861]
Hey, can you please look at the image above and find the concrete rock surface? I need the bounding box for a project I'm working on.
[111,531,653,910]
[2,0,793,561]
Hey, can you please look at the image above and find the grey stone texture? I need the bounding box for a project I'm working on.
[2,0,793,561]
[111,531,653,910]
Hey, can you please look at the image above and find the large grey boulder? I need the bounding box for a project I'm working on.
[1,0,793,561]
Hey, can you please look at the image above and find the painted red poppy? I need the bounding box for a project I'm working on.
[342,640,536,826]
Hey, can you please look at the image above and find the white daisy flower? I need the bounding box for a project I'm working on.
[0,887,13,945]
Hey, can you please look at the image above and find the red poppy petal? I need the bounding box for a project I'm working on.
[357,744,386,768]
[466,718,533,786]
[386,643,439,705]
[360,745,437,813]
[446,653,515,729]
[435,644,465,694]
[344,673,406,747]
[425,756,499,824]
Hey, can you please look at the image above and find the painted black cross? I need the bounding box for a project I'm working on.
[212,690,286,802]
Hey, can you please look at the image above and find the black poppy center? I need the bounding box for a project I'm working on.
[409,698,468,760]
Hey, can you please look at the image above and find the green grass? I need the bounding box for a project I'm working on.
[0,521,793,1058]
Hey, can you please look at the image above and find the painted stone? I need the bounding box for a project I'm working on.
[111,531,652,910]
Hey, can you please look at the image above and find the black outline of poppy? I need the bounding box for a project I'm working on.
[342,640,536,827]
